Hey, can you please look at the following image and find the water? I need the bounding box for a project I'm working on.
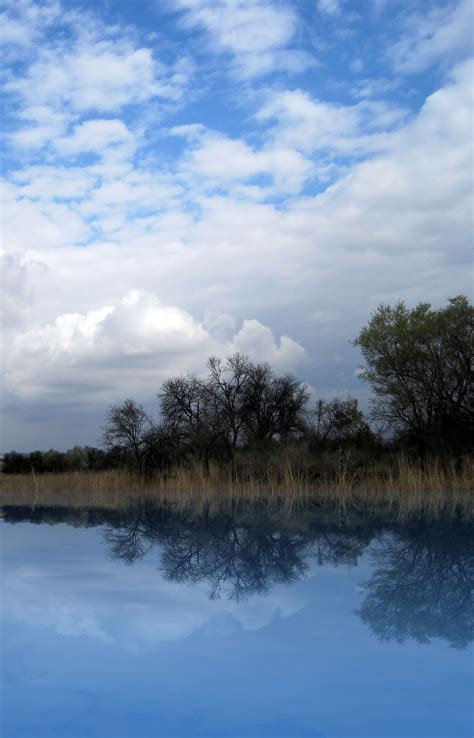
[1,504,473,738]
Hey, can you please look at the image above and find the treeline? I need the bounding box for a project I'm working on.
[97,296,474,477]
[98,358,379,478]
[2,446,126,475]
[2,362,380,477]
[3,296,472,479]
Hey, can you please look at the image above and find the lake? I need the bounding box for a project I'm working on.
[1,503,473,738]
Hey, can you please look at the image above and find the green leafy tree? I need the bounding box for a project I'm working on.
[354,296,474,453]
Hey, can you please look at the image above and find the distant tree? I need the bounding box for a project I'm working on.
[354,296,474,454]
[101,445,128,470]
[101,399,152,472]
[42,449,67,473]
[29,451,45,473]
[2,451,30,474]
[84,446,107,471]
[65,446,89,471]
[310,397,374,451]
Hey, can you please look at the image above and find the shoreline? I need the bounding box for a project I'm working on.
[1,458,472,520]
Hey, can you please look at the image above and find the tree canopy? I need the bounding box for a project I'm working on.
[159,354,309,469]
[354,296,473,453]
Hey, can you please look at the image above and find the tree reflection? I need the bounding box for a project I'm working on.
[3,503,472,647]
[160,516,309,600]
[357,526,474,649]
[103,503,370,601]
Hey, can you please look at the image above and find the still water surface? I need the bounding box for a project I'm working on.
[1,504,473,738]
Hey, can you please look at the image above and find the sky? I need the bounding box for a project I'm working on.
[1,0,473,451]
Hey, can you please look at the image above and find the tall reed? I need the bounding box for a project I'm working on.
[0,455,472,520]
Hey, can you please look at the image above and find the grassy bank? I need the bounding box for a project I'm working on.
[0,455,472,520]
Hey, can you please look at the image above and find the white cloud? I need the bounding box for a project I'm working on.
[317,0,341,16]
[12,165,97,201]
[0,252,39,333]
[3,5,192,157]
[78,171,182,220]
[3,61,470,343]
[54,118,136,157]
[233,320,306,371]
[4,290,307,404]
[0,0,62,51]
[389,0,473,74]
[1,0,472,448]
[176,0,296,53]
[1,11,37,47]
[4,50,470,371]
[8,43,180,115]
[10,104,70,149]
[1,180,91,252]
[173,0,311,77]
[256,89,407,157]
[174,127,312,194]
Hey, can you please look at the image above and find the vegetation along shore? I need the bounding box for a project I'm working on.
[2,297,472,517]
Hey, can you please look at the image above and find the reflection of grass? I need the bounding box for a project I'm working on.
[0,455,472,520]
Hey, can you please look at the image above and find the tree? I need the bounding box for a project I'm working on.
[2,451,30,474]
[159,374,222,467]
[101,399,152,472]
[241,362,309,443]
[354,296,474,454]
[159,354,309,472]
[310,397,373,451]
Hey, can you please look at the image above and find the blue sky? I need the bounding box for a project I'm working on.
[1,0,473,449]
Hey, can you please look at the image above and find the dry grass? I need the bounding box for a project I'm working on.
[0,455,472,521]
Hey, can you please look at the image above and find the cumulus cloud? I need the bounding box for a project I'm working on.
[10,104,70,149]
[11,165,97,201]
[1,0,472,449]
[0,0,61,52]
[256,89,407,157]
[53,119,136,157]
[173,0,312,77]
[1,180,91,252]
[3,60,471,323]
[3,58,471,410]
[7,43,183,116]
[4,290,307,405]
[4,3,192,159]
[233,320,306,370]
[173,126,313,195]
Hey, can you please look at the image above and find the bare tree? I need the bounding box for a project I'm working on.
[101,398,151,472]
[159,353,310,474]
[242,364,309,446]
[159,375,222,467]
[203,354,252,462]
[310,397,372,451]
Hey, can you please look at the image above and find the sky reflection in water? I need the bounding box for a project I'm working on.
[1,505,473,738]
